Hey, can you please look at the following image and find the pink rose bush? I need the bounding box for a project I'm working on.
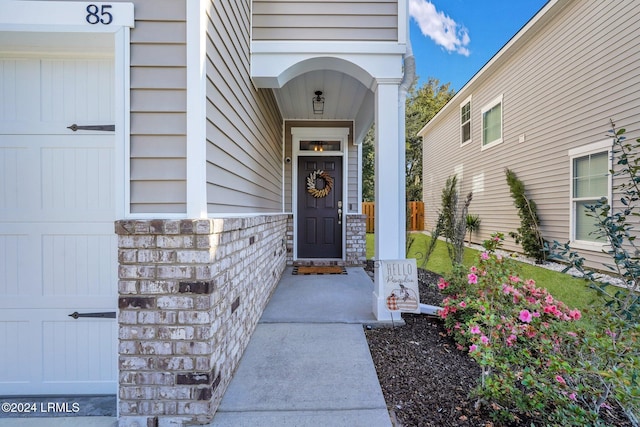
[436,233,592,424]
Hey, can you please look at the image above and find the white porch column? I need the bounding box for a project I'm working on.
[373,79,405,321]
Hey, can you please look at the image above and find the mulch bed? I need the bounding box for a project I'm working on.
[363,265,633,427]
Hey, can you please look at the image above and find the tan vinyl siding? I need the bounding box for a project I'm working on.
[284,121,356,212]
[422,0,640,269]
[34,0,189,214]
[205,0,284,213]
[129,0,187,213]
[347,142,359,212]
[252,0,398,42]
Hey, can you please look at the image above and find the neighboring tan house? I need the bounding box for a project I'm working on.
[418,0,640,270]
[0,1,412,425]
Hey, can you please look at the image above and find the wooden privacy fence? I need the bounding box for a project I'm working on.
[362,201,424,233]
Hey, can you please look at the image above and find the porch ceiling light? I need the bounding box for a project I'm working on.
[312,90,324,114]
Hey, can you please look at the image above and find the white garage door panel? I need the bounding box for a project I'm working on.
[0,146,30,210]
[0,311,117,395]
[0,320,30,383]
[43,319,117,381]
[43,233,116,297]
[1,58,113,132]
[0,53,117,395]
[41,146,114,213]
[0,233,30,296]
[1,135,114,221]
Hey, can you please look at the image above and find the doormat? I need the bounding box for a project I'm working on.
[293,266,347,275]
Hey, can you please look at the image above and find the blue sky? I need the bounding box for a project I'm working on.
[409,0,548,91]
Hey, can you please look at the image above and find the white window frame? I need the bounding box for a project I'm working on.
[460,95,472,146]
[480,94,503,150]
[568,140,613,251]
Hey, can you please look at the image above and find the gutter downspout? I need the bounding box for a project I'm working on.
[398,10,416,256]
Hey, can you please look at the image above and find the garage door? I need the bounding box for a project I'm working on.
[0,53,117,395]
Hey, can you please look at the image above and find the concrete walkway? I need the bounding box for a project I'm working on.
[207,266,392,427]
[0,267,391,427]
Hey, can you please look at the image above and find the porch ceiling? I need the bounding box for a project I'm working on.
[272,69,374,140]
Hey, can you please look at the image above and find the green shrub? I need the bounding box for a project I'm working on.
[548,121,640,424]
[505,168,546,263]
[439,234,590,424]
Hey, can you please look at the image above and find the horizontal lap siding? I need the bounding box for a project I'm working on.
[252,0,398,41]
[34,0,189,214]
[423,0,640,268]
[206,0,283,213]
[129,0,188,213]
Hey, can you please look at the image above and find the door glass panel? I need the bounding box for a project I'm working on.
[299,140,341,152]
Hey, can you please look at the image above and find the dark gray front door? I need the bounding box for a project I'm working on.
[297,156,343,258]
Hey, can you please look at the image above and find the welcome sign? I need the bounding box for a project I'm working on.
[380,259,420,314]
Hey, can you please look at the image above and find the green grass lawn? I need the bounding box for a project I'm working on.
[367,232,597,311]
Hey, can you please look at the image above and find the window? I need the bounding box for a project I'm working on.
[569,141,611,245]
[460,97,471,145]
[481,95,503,149]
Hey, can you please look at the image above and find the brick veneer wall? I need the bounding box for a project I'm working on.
[346,214,367,266]
[115,215,288,427]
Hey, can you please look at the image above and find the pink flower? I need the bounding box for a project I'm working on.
[555,375,566,385]
[469,344,478,352]
[481,252,489,260]
[467,273,478,285]
[525,279,536,286]
[470,325,481,334]
[519,309,533,323]
[506,334,517,347]
[509,275,520,283]
[459,301,467,308]
[502,284,514,295]
[568,393,577,401]
[480,335,490,345]
[437,278,449,290]
[469,266,478,274]
[569,309,581,321]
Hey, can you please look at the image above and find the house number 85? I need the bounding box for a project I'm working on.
[86,4,113,25]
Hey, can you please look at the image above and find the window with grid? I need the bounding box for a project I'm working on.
[460,98,471,145]
[481,95,502,148]
[571,150,609,243]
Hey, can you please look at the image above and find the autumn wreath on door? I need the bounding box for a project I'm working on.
[306,170,333,198]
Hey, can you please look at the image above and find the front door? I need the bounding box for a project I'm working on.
[297,156,343,258]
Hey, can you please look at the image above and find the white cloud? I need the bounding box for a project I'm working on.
[409,0,471,56]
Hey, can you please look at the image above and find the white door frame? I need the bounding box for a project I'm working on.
[291,127,350,261]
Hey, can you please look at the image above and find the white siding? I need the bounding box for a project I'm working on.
[422,0,640,269]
